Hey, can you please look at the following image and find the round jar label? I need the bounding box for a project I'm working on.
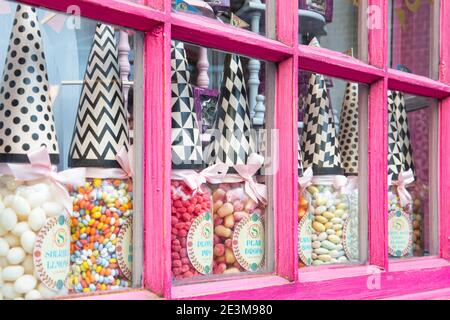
[342,214,359,261]
[232,214,265,272]
[33,215,70,291]
[388,210,413,257]
[187,212,213,274]
[117,217,133,280]
[298,213,313,266]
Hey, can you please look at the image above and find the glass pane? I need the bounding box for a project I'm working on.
[299,0,366,61]
[387,91,438,259]
[389,0,439,79]
[170,40,275,283]
[171,0,275,39]
[297,71,368,268]
[0,2,142,299]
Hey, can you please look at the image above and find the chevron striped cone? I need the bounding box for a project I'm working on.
[387,91,403,181]
[69,23,130,168]
[300,39,342,175]
[393,91,416,178]
[206,54,254,166]
[0,4,60,164]
[171,41,203,169]
[338,82,359,176]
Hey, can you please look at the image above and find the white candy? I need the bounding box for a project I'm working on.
[2,265,25,281]
[42,202,64,217]
[0,238,9,256]
[12,221,31,237]
[4,234,20,246]
[25,289,42,300]
[0,224,7,236]
[0,208,18,231]
[6,247,26,265]
[22,255,34,274]
[14,274,37,294]
[3,194,14,206]
[1,283,20,299]
[28,208,46,231]
[21,230,36,254]
[12,195,31,221]
[26,192,46,209]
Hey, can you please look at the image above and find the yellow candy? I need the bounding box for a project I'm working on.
[82,261,89,269]
[93,179,102,188]
[83,288,90,293]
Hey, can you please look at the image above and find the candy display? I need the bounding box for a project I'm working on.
[0,175,70,300]
[211,183,265,274]
[306,179,351,266]
[171,181,212,280]
[67,178,133,292]
[67,23,134,292]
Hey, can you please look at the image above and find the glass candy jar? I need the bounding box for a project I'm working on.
[305,176,352,266]
[171,180,213,281]
[210,183,266,275]
[0,175,70,300]
[388,185,413,258]
[67,178,133,293]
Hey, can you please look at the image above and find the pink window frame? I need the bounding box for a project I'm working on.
[15,0,450,300]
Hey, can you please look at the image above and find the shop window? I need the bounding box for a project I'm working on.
[170,40,275,283]
[0,2,142,299]
[389,0,440,79]
[299,0,367,61]
[297,58,368,267]
[387,91,438,259]
[171,0,276,39]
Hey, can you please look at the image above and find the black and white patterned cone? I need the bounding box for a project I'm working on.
[300,39,342,175]
[0,4,60,164]
[393,91,416,178]
[170,41,203,169]
[206,54,254,166]
[387,91,403,181]
[298,129,303,176]
[338,82,359,176]
[69,23,130,168]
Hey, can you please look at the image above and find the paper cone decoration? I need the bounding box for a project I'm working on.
[393,91,416,177]
[338,82,359,176]
[298,127,303,176]
[206,54,254,166]
[68,23,129,168]
[171,41,203,169]
[387,91,403,180]
[0,5,59,164]
[301,38,342,175]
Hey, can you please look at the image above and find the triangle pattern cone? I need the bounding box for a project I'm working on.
[0,4,60,164]
[338,82,359,176]
[393,91,416,178]
[387,90,403,181]
[68,23,130,168]
[171,41,203,169]
[206,54,254,166]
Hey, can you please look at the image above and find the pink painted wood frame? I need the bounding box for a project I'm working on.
[439,0,450,260]
[15,0,450,300]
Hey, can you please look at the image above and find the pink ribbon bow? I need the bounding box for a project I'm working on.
[7,147,86,214]
[227,153,267,205]
[298,167,314,194]
[391,169,415,207]
[171,163,229,193]
[85,145,134,179]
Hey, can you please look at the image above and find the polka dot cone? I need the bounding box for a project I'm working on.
[338,82,359,176]
[0,4,59,164]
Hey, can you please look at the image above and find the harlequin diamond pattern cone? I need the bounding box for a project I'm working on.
[387,91,403,180]
[171,41,203,169]
[0,4,59,164]
[206,54,254,166]
[338,82,359,176]
[69,23,130,168]
[301,39,342,175]
[393,91,416,178]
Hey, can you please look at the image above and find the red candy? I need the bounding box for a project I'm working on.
[171,180,211,280]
